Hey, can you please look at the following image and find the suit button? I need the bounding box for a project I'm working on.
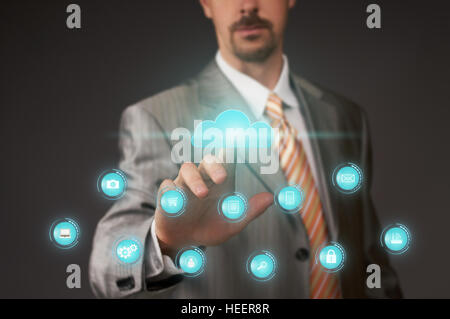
[295,248,309,261]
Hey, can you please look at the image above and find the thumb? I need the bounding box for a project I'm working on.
[245,192,274,224]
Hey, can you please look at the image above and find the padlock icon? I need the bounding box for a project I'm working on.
[326,249,336,264]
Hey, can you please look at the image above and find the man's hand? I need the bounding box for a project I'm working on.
[155,154,273,257]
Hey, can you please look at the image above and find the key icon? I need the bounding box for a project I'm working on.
[257,261,267,271]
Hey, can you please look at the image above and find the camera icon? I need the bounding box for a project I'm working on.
[105,179,120,189]
[98,169,127,199]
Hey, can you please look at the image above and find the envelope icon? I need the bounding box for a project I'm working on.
[341,174,355,183]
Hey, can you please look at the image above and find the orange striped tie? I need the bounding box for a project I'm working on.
[265,93,342,299]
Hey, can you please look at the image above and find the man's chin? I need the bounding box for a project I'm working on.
[231,31,277,62]
[232,43,277,63]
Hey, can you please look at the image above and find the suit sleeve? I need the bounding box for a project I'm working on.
[360,109,403,298]
[88,104,183,299]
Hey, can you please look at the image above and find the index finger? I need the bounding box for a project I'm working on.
[199,154,227,185]
[175,162,209,198]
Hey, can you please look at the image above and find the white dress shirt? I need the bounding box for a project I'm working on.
[215,51,320,185]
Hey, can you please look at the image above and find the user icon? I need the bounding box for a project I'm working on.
[176,247,206,277]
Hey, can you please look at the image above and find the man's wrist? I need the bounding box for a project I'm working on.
[155,231,177,260]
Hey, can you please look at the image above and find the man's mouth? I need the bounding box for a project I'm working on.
[236,24,266,31]
[234,24,267,37]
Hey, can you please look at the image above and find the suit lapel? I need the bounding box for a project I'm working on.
[197,60,252,118]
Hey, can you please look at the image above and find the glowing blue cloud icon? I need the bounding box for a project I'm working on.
[192,109,273,149]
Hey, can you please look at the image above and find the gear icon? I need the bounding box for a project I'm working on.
[116,241,140,262]
[118,246,132,259]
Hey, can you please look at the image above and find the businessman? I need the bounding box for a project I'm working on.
[89,0,402,298]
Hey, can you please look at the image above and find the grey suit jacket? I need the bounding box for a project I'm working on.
[89,60,402,299]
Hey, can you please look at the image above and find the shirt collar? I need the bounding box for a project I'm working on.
[215,51,299,120]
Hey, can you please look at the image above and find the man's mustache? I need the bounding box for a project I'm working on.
[229,13,273,32]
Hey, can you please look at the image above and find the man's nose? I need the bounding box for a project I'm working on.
[240,0,259,15]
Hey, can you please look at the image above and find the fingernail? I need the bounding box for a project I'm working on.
[214,169,226,180]
[195,185,206,195]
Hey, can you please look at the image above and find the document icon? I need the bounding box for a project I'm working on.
[228,200,240,214]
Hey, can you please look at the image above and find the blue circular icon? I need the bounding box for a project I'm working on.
[160,189,186,216]
[317,242,346,272]
[49,218,80,249]
[98,169,127,199]
[116,239,141,264]
[219,193,248,222]
[276,185,304,213]
[176,247,206,277]
[332,163,363,194]
[247,251,277,281]
[381,224,411,254]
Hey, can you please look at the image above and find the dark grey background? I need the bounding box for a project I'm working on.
[1,0,449,298]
